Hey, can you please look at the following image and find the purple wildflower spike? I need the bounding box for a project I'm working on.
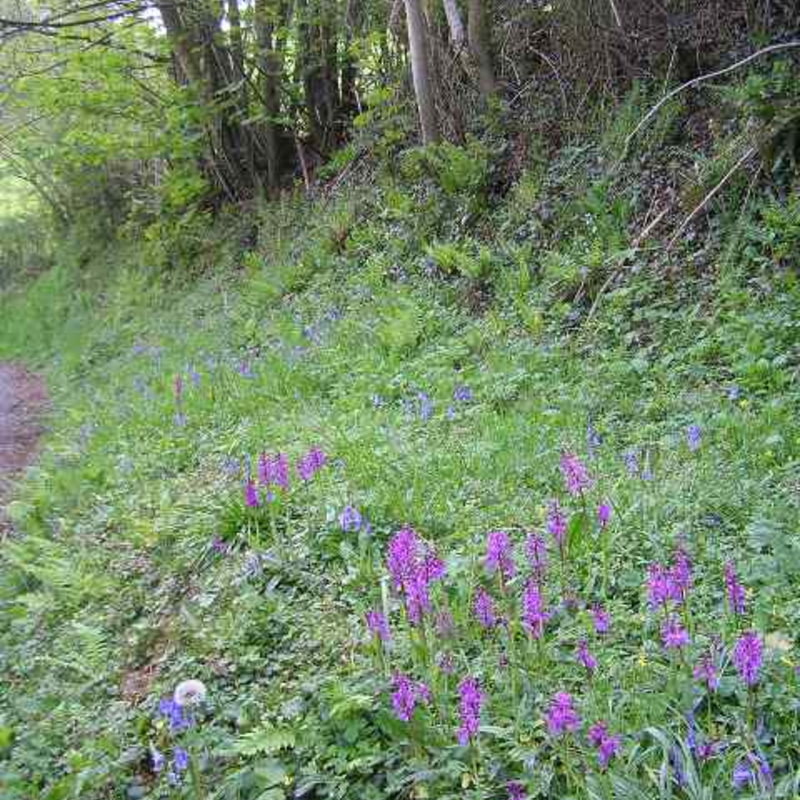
[524,532,547,580]
[296,446,327,481]
[546,500,567,547]
[597,734,621,768]
[521,581,547,639]
[390,675,416,721]
[646,562,677,609]
[385,528,444,625]
[365,610,390,643]
[671,546,692,602]
[587,721,608,747]
[575,639,597,673]
[724,561,746,615]
[390,674,429,721]
[733,631,762,686]
[456,677,483,746]
[597,502,611,528]
[485,530,515,582]
[258,452,289,491]
[693,654,719,691]
[506,781,526,800]
[244,479,259,508]
[560,451,593,496]
[661,616,690,649]
[473,588,497,629]
[591,604,610,634]
[544,692,579,736]
[387,527,419,590]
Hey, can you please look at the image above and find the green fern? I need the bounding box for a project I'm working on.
[228,724,296,757]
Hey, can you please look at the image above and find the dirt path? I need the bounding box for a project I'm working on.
[0,362,46,534]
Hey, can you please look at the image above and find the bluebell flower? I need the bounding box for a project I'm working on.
[732,761,753,790]
[173,412,187,427]
[150,746,164,772]
[624,450,639,477]
[222,456,240,477]
[243,552,263,579]
[418,392,433,421]
[669,746,687,787]
[339,505,362,532]
[586,419,601,459]
[453,385,472,402]
[446,405,455,420]
[158,698,191,732]
[173,748,189,772]
[727,385,740,400]
[372,394,383,408]
[686,424,702,452]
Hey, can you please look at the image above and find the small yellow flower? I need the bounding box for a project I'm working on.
[739,399,749,409]
[637,651,647,668]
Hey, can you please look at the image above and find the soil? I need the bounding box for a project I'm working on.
[0,362,46,534]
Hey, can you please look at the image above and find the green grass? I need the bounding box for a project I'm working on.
[2,131,800,800]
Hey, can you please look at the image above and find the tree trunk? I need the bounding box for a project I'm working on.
[403,0,439,144]
[155,0,258,201]
[442,0,467,60]
[467,0,496,100]
[340,0,360,117]
[254,0,287,195]
[297,0,339,154]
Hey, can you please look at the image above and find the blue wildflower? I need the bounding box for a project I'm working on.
[418,392,433,421]
[586,419,601,459]
[339,505,362,532]
[732,761,753,790]
[150,746,164,772]
[686,424,702,452]
[173,748,189,772]
[453,385,472,402]
[624,450,639,476]
[158,698,191,732]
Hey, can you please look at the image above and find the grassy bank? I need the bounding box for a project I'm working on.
[2,91,800,799]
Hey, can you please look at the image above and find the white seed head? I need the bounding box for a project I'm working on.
[173,679,208,707]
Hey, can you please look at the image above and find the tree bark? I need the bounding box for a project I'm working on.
[403,0,439,144]
[254,0,287,195]
[467,0,496,100]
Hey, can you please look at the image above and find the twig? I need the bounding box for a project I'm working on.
[624,41,800,155]
[667,147,756,250]
[608,0,622,29]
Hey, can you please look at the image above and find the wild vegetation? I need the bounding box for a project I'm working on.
[2,1,800,799]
